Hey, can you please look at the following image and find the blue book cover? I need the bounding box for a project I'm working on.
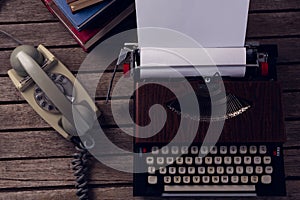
[53,0,115,30]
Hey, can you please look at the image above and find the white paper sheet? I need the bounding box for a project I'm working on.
[135,0,250,48]
[139,47,246,78]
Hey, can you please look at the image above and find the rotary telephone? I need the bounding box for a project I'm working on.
[8,44,101,200]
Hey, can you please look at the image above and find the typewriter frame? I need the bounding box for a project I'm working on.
[131,44,286,197]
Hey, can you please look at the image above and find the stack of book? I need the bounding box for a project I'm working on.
[42,0,135,52]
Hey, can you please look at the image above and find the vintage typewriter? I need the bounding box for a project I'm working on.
[121,0,286,197]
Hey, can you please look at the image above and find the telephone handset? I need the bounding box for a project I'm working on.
[8,44,101,199]
[8,44,101,141]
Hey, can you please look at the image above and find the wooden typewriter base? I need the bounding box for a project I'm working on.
[135,80,286,144]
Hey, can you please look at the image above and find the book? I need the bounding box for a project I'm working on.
[67,0,105,13]
[42,0,135,52]
[53,0,114,30]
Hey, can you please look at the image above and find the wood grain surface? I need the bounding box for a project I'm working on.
[0,0,299,199]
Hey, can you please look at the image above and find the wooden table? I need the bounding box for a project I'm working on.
[0,0,299,199]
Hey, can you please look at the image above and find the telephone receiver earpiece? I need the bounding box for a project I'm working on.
[8,44,101,140]
[10,45,44,77]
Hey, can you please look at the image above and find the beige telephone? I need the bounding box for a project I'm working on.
[8,44,101,141]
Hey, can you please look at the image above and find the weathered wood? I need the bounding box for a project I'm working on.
[1,64,300,102]
[285,121,300,147]
[1,38,300,78]
[0,0,56,23]
[284,149,300,177]
[0,72,126,102]
[0,157,132,189]
[0,181,298,200]
[0,100,133,130]
[0,91,298,131]
[0,149,299,189]
[282,92,300,118]
[247,12,300,37]
[250,0,300,12]
[1,0,300,24]
[0,23,76,48]
[0,128,133,159]
[0,0,300,198]
[1,47,300,78]
[1,12,300,48]
[0,120,299,160]
[278,65,300,91]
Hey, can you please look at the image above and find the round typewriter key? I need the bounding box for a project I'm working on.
[159,167,167,174]
[188,167,195,174]
[255,166,263,174]
[202,176,210,183]
[183,176,190,184]
[230,146,237,154]
[263,156,271,164]
[241,176,249,183]
[148,176,157,184]
[231,176,239,183]
[240,146,247,154]
[164,176,171,184]
[148,166,156,174]
[212,176,220,183]
[265,166,273,174]
[244,156,252,165]
[179,167,186,174]
[193,176,200,183]
[226,166,234,174]
[174,176,181,184]
[261,175,272,184]
[224,157,232,165]
[220,146,227,154]
[221,176,229,183]
[251,176,258,183]
[250,146,257,154]
[259,145,267,154]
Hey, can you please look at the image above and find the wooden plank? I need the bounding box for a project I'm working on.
[1,0,300,23]
[0,181,299,200]
[285,121,300,147]
[284,149,300,177]
[278,65,300,90]
[0,100,134,130]
[1,38,300,77]
[0,72,125,102]
[0,23,77,48]
[0,90,298,131]
[282,92,300,118]
[1,63,300,102]
[250,0,300,12]
[0,120,299,159]
[247,12,300,37]
[1,13,300,48]
[0,157,132,189]
[0,149,299,189]
[0,128,133,159]
[0,0,56,23]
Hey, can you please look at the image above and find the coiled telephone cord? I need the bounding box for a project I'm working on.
[72,141,90,200]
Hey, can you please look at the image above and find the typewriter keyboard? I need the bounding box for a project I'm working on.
[134,144,286,196]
